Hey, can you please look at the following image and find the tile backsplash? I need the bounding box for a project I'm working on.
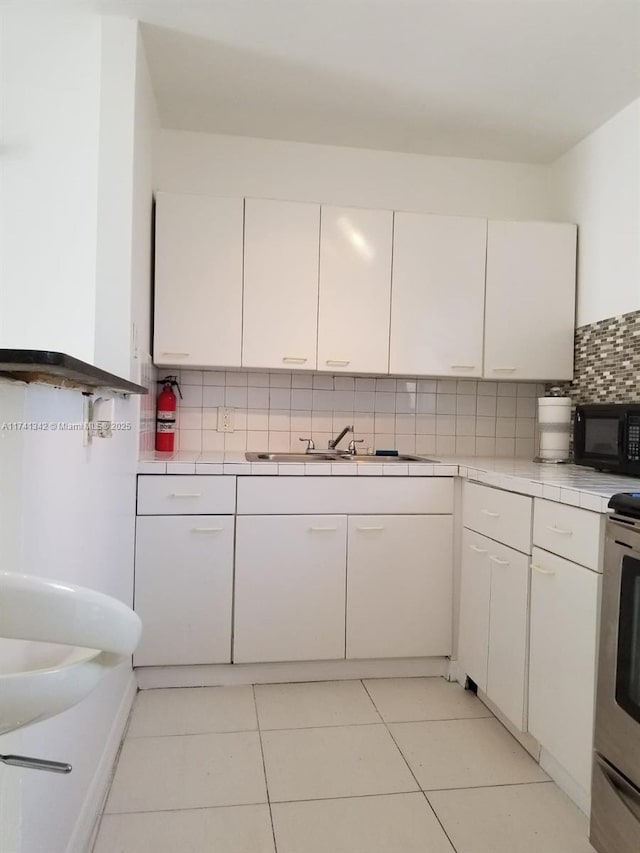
[172,370,544,458]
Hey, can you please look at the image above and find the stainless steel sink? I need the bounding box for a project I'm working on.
[245,452,438,463]
[245,452,345,462]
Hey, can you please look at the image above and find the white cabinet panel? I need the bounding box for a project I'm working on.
[533,499,603,571]
[463,481,532,553]
[529,547,600,794]
[137,475,236,516]
[154,193,243,368]
[242,198,320,370]
[459,530,491,692]
[390,213,487,377]
[484,220,577,381]
[134,515,234,666]
[317,206,393,374]
[237,476,453,515]
[486,538,529,731]
[234,515,347,663]
[346,515,452,659]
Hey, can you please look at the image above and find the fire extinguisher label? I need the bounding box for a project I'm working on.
[157,423,175,433]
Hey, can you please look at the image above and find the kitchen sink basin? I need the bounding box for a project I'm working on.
[245,452,438,463]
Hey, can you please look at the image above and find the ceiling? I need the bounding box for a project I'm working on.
[97,0,640,163]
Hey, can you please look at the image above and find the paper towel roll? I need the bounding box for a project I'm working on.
[537,397,571,461]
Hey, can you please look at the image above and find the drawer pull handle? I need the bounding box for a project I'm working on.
[357,526,385,532]
[451,364,475,370]
[170,493,202,498]
[546,525,572,536]
[325,359,350,366]
[162,352,190,357]
[191,527,224,533]
[492,367,517,373]
[481,509,500,518]
[489,555,509,566]
[282,356,308,363]
[531,563,555,575]
[469,544,488,554]
[309,526,338,532]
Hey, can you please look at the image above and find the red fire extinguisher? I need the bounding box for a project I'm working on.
[155,376,182,452]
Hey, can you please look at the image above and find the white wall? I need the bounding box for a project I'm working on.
[155,130,555,220]
[551,98,640,326]
[0,7,101,365]
[0,14,158,853]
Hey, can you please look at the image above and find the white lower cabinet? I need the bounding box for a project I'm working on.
[234,515,347,663]
[134,515,234,666]
[459,530,491,692]
[528,547,600,795]
[459,530,529,731]
[346,515,453,659]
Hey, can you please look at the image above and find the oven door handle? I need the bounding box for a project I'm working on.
[596,754,640,824]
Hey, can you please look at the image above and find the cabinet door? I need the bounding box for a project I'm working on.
[484,220,577,381]
[486,539,530,731]
[154,193,243,368]
[134,515,234,666]
[317,206,393,374]
[459,529,491,692]
[346,515,452,659]
[243,199,320,370]
[529,547,600,793]
[234,515,347,663]
[390,213,487,377]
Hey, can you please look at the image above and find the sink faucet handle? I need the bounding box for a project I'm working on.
[299,437,315,452]
[347,438,365,455]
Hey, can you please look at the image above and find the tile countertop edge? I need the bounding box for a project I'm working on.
[136,454,640,513]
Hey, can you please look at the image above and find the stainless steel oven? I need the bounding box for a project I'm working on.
[591,498,640,853]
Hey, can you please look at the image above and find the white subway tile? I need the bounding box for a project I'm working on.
[354,391,375,411]
[515,418,535,438]
[202,386,225,407]
[225,386,248,408]
[312,390,334,412]
[495,437,516,457]
[517,383,538,397]
[456,395,477,415]
[435,435,456,455]
[291,389,313,410]
[396,392,417,413]
[269,388,291,409]
[354,413,374,433]
[437,380,457,394]
[417,379,437,393]
[476,395,497,417]
[224,432,247,451]
[246,431,268,451]
[374,433,395,450]
[290,411,312,433]
[374,413,395,433]
[180,384,203,407]
[334,376,355,391]
[247,386,270,408]
[178,430,202,452]
[475,437,496,456]
[477,381,497,396]
[436,415,456,435]
[177,410,202,431]
[515,438,535,458]
[417,393,436,414]
[476,416,497,437]
[456,436,476,455]
[291,373,313,388]
[395,414,416,435]
[202,430,225,451]
[355,377,376,391]
[397,379,417,393]
[313,374,334,389]
[497,382,517,397]
[396,435,416,453]
[333,390,355,411]
[247,372,269,387]
[374,391,396,412]
[247,409,269,431]
[496,417,516,438]
[270,372,292,387]
[268,431,290,452]
[456,416,476,436]
[457,380,477,395]
[496,396,517,417]
[436,395,456,415]
[416,415,436,435]
[376,377,396,392]
[179,370,203,386]
[416,435,437,454]
[225,371,248,386]
[516,397,536,418]
[269,410,291,431]
[202,370,226,386]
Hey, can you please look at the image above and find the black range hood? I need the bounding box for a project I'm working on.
[0,350,147,395]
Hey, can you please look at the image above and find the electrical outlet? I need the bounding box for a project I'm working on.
[217,406,234,432]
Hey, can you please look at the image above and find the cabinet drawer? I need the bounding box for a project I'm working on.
[533,499,603,571]
[237,476,453,515]
[137,476,236,515]
[463,482,532,553]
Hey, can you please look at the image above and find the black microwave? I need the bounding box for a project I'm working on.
[574,404,640,475]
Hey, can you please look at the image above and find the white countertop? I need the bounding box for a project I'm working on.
[138,452,640,513]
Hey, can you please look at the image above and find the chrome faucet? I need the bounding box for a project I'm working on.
[328,424,354,451]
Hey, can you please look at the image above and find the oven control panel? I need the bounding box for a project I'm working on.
[627,415,640,462]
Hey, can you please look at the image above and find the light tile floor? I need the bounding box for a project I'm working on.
[94,677,596,853]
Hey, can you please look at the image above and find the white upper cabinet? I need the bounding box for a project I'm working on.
[243,198,320,370]
[317,206,393,374]
[154,193,244,368]
[390,213,487,377]
[484,220,577,381]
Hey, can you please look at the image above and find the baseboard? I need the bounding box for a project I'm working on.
[66,671,137,853]
[136,657,449,689]
[477,688,541,761]
[539,747,591,816]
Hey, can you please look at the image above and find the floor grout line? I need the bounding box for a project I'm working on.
[361,679,461,853]
[253,684,279,853]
